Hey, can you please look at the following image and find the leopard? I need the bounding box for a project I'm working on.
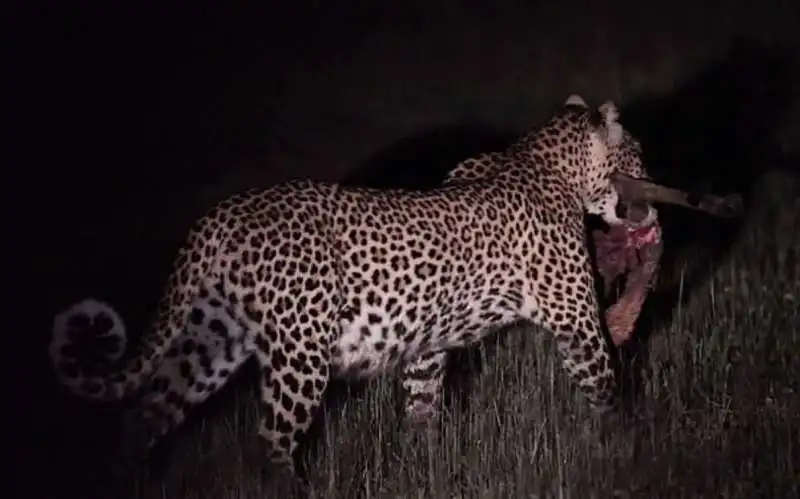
[50,94,657,479]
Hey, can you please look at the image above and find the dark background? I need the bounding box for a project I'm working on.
[7,2,798,497]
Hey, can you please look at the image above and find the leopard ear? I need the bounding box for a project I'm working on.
[564,94,588,108]
[597,100,623,146]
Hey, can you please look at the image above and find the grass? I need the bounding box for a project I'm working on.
[118,171,799,499]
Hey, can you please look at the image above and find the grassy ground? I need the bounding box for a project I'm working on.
[120,175,798,499]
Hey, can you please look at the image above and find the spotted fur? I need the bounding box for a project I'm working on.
[51,95,655,476]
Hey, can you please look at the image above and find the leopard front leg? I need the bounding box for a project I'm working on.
[529,251,618,412]
[401,350,448,430]
[549,308,617,411]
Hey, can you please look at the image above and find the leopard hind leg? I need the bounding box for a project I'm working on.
[127,280,256,451]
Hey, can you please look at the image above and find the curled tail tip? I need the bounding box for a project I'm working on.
[50,298,128,387]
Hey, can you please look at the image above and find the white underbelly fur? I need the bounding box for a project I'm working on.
[331,302,518,378]
[332,314,414,377]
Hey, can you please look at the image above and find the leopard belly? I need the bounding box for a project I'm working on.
[330,299,519,379]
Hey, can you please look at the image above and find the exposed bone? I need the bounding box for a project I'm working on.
[611,172,744,218]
